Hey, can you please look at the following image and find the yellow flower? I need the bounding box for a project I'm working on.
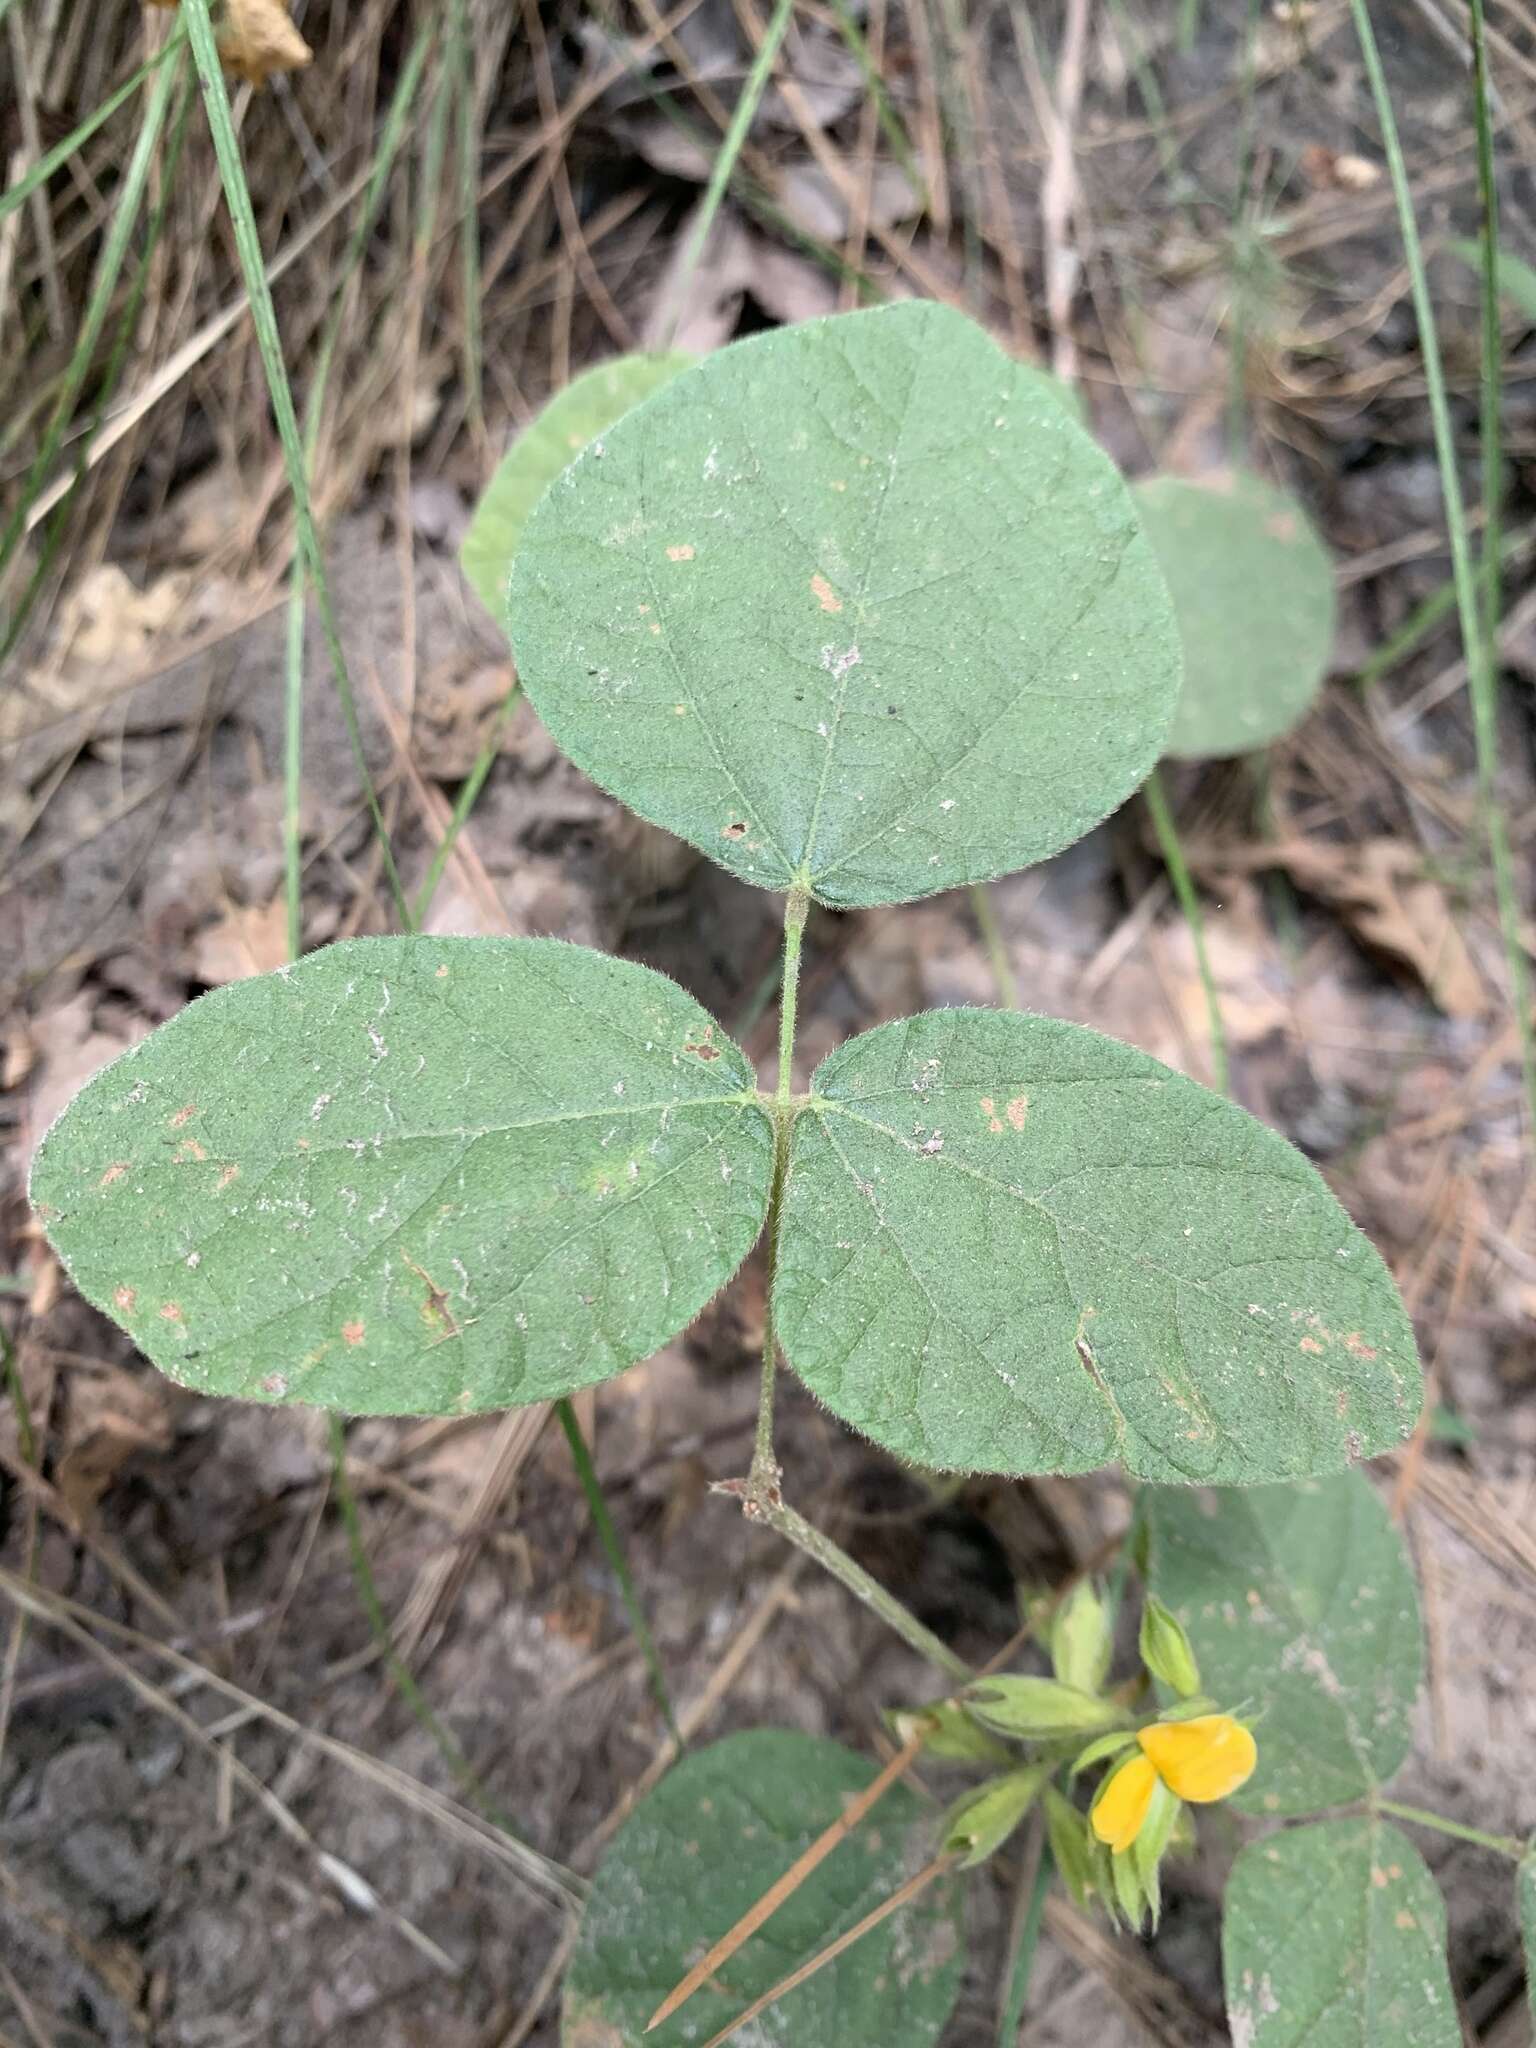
[1091,1751,1158,1854]
[1138,1714,1257,1804]
[1091,1714,1256,1855]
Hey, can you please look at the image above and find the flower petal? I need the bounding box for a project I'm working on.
[1138,1714,1257,1803]
[1091,1752,1158,1854]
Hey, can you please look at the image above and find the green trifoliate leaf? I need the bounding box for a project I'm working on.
[887,1700,1012,1765]
[1224,1819,1458,2048]
[775,1008,1420,1483]
[460,351,691,624]
[564,1729,965,2048]
[510,300,1181,908]
[31,938,774,1415]
[941,1765,1047,1868]
[1051,1578,1113,1696]
[1146,1473,1422,1814]
[964,1677,1123,1741]
[1139,1594,1202,1698]
[1135,469,1336,760]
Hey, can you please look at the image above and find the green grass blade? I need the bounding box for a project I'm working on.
[1349,0,1536,1138]
[453,0,484,442]
[326,1419,574,1897]
[0,57,196,668]
[1470,0,1503,659]
[181,0,409,926]
[659,0,798,347]
[284,13,439,957]
[0,40,183,617]
[556,1399,680,1743]
[410,680,523,928]
[1144,767,1229,1096]
[969,884,1019,1010]
[0,31,184,226]
[995,1836,1051,2047]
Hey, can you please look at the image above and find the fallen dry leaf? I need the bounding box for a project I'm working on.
[1196,837,1487,1017]
[145,0,312,87]
[57,1364,179,1520]
[191,897,289,985]
[23,993,145,1163]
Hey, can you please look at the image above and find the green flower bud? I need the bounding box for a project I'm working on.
[1139,1595,1202,1698]
[886,1701,1012,1765]
[965,1675,1125,1741]
[1050,1578,1113,1696]
[941,1765,1047,1868]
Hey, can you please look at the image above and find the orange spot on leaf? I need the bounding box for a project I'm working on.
[99,1162,130,1188]
[159,1302,184,1323]
[342,1320,365,1346]
[810,572,842,614]
[114,1286,136,1313]
[666,543,695,561]
[169,1104,198,1128]
[1005,1094,1028,1131]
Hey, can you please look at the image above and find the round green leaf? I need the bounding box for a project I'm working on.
[774,1009,1420,1482]
[564,1729,965,2048]
[510,301,1181,908]
[31,938,773,1415]
[1146,1472,1422,1814]
[1135,470,1336,760]
[1225,1819,1458,2048]
[461,352,692,625]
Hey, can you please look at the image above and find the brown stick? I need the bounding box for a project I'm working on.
[645,1726,926,2032]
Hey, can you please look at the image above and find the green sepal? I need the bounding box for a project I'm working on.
[966,1677,1124,1741]
[1069,1729,1140,1778]
[941,1765,1047,1869]
[1150,1694,1220,1724]
[1130,1778,1181,1932]
[1044,1785,1097,1911]
[1139,1595,1202,1698]
[1050,1579,1113,1697]
[886,1701,1013,1766]
[1109,1838,1148,1927]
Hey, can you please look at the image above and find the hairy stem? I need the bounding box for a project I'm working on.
[730,1490,973,1683]
[748,889,811,1495]
[1373,1796,1528,1863]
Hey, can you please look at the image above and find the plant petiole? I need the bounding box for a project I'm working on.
[1372,1796,1529,1863]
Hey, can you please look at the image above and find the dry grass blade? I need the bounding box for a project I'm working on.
[695,1852,959,2048]
[0,1562,583,1909]
[0,1565,459,1973]
[645,1725,926,2032]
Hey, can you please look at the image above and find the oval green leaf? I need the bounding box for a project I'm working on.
[1225,1819,1458,2048]
[461,352,692,625]
[563,1728,965,2048]
[1146,1472,1422,1814]
[510,301,1181,907]
[1135,470,1336,761]
[774,1009,1420,1482]
[31,937,774,1415]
